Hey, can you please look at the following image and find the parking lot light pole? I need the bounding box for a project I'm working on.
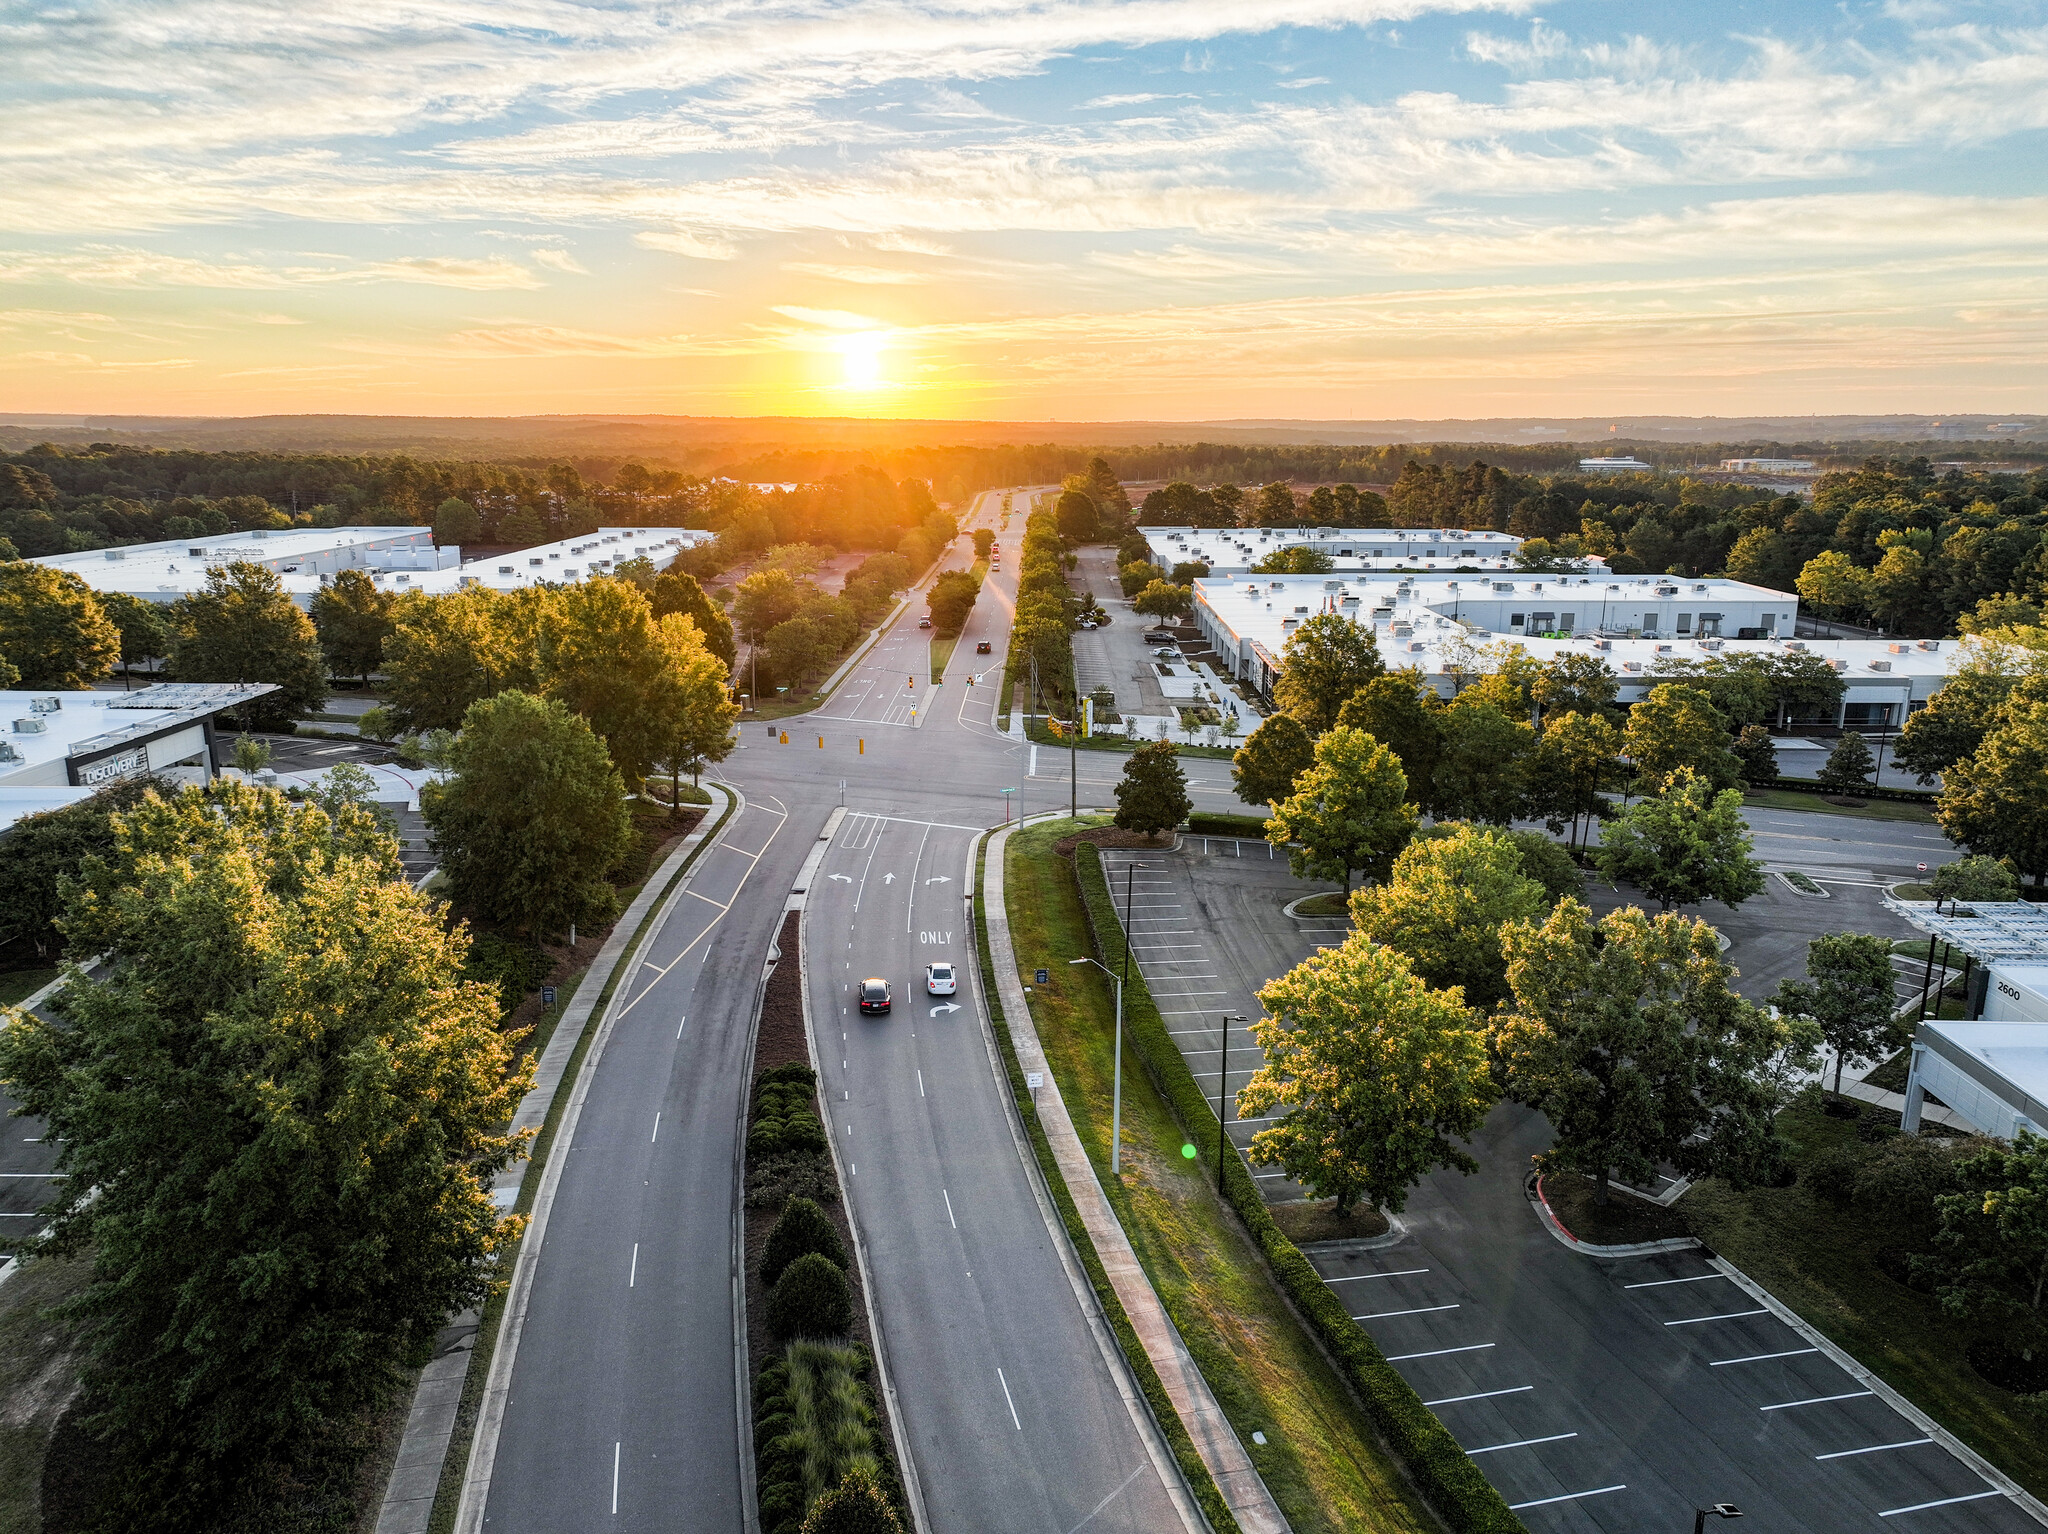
[1217,1013,1249,1195]
[1693,1504,1742,1534]
[1070,957,1124,1174]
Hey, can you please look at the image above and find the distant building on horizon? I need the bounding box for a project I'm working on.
[1578,456,1653,473]
[1721,457,1816,472]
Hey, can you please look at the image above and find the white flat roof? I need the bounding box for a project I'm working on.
[1921,1021,2048,1125]
[0,684,276,794]
[439,527,712,595]
[35,527,435,600]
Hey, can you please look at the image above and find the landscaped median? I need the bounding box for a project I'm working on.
[993,816,1522,1534]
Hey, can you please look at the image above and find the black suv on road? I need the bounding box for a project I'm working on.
[858,977,892,1015]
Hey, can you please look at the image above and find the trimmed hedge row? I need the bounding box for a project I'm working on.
[970,838,1243,1534]
[1185,811,1271,837]
[1754,775,1938,805]
[1071,842,1527,1534]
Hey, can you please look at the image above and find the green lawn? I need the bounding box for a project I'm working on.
[1007,819,1436,1534]
[0,969,58,1009]
[1679,1099,2048,1501]
[1742,788,1936,824]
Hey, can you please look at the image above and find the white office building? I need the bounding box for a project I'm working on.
[1891,901,2048,1140]
[1143,525,1525,574]
[32,526,711,610]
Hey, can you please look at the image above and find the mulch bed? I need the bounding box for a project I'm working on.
[1270,1199,1391,1245]
[1052,826,1165,856]
[1539,1173,1692,1245]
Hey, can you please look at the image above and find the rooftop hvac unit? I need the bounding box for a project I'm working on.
[1493,581,1514,592]
[1620,661,1642,672]
[0,741,19,764]
[30,696,61,713]
[13,717,48,734]
[1869,659,1893,672]
[189,547,208,557]
[1590,638,1611,650]
[1784,640,1807,651]
[1694,583,1708,593]
[1918,639,1942,651]
[103,548,125,560]
[1829,658,1847,671]
[498,565,514,575]
[1889,642,1910,653]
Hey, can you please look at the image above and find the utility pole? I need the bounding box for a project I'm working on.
[1216,1013,1248,1195]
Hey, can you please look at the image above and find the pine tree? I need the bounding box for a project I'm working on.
[1113,741,1191,838]
[1818,731,1876,793]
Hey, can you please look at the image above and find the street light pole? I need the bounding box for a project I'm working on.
[1217,1012,1248,1195]
[1693,1505,1742,1534]
[1070,956,1125,1174]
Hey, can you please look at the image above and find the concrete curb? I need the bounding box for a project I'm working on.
[1296,1212,1412,1255]
[985,821,1287,1534]
[1526,1174,1702,1258]
[372,787,738,1534]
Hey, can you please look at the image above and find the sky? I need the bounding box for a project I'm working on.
[4,0,2048,421]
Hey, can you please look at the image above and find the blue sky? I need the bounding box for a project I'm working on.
[3,0,2047,418]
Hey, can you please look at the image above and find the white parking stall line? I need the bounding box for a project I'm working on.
[1509,1486,1625,1512]
[1467,1432,1578,1457]
[1325,1269,1429,1283]
[1664,1309,1769,1326]
[1625,1273,1732,1289]
[1425,1385,1532,1406]
[1878,1490,2004,1518]
[1711,1348,1819,1367]
[1387,1343,1494,1362]
[1761,1391,1875,1412]
[1815,1438,1933,1461]
[1352,1303,1460,1321]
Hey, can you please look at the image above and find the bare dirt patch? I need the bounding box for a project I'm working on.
[1269,1200,1391,1246]
[1539,1173,1691,1246]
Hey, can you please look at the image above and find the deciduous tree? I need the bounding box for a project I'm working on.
[1349,824,1548,1007]
[1266,726,1416,893]
[650,612,740,798]
[1431,696,1533,826]
[1937,701,2048,887]
[1230,712,1315,809]
[1334,674,1442,815]
[0,783,529,1525]
[170,561,327,729]
[1239,937,1495,1216]
[1923,1131,2048,1364]
[1113,740,1190,838]
[1773,932,1900,1099]
[1131,580,1193,624]
[382,587,531,733]
[1273,613,1385,735]
[1054,489,1099,542]
[1522,709,1620,845]
[310,568,396,687]
[537,577,672,784]
[0,560,119,687]
[433,496,483,546]
[421,690,634,938]
[1492,899,1790,1203]
[1623,682,1741,793]
[1594,767,1765,911]
[96,589,173,688]
[927,569,981,633]
[1733,724,1779,786]
[650,568,736,671]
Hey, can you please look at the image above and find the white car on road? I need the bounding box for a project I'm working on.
[925,962,957,995]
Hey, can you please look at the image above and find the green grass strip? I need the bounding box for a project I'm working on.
[1069,841,1526,1534]
[970,835,1242,1534]
[426,785,741,1534]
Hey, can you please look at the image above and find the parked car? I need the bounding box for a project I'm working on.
[925,962,957,996]
[976,640,993,654]
[858,977,892,1015]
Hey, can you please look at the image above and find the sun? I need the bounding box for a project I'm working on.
[838,331,889,390]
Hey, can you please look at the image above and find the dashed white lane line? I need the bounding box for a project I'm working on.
[650,1112,660,1143]
[628,1244,638,1288]
[1816,1438,1933,1461]
[997,1368,1022,1430]
[1509,1486,1624,1511]
[611,1441,621,1514]
[1467,1432,1578,1457]
[943,1189,956,1229]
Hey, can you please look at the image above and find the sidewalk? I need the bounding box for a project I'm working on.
[983,824,1289,1534]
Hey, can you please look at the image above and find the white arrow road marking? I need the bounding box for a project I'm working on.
[883,872,896,884]
[828,874,853,882]
[926,875,953,884]
[931,1003,961,1016]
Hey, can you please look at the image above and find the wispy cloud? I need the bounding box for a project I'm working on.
[0,246,543,290]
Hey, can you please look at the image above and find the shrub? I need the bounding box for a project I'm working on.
[748,1152,839,1211]
[752,1067,829,1162]
[460,931,552,1015]
[768,1252,854,1340]
[1802,1143,1862,1208]
[765,1196,848,1286]
[801,1467,903,1534]
[1851,1134,1973,1251]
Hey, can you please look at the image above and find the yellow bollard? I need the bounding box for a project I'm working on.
[858,739,865,754]
[817,736,824,748]
[779,731,788,744]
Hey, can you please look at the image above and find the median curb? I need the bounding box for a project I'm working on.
[1525,1174,1701,1258]
[374,785,739,1534]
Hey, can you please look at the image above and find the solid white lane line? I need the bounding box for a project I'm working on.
[629,1244,638,1287]
[1354,1303,1459,1321]
[1664,1308,1767,1326]
[1815,1438,1933,1461]
[1425,1385,1531,1406]
[650,1113,660,1143]
[1624,1273,1731,1289]
[1878,1490,2003,1517]
[1325,1268,1429,1283]
[1467,1432,1578,1457]
[1711,1348,1819,1367]
[611,1441,620,1514]
[943,1189,956,1229]
[1761,1391,1874,1411]
[997,1368,1022,1430]
[1509,1486,1624,1511]
[1387,1343,1495,1361]
[676,1014,686,1040]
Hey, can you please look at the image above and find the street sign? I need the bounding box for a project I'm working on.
[1034,968,1049,984]
[1917,862,1928,873]
[541,986,556,1007]
[1025,1072,1043,1089]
